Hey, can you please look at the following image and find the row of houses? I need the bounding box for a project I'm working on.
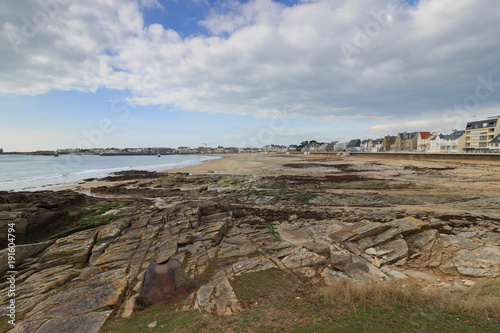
[341,115,500,153]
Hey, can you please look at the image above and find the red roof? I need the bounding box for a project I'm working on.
[419,132,433,139]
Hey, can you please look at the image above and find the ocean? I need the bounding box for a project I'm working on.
[0,154,220,191]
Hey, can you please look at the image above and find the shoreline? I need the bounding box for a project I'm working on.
[0,154,222,193]
[5,152,500,193]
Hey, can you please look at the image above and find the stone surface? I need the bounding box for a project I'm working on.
[194,270,241,315]
[373,237,408,264]
[33,310,113,333]
[25,268,127,321]
[321,268,349,285]
[281,246,326,269]
[0,241,53,277]
[38,229,98,269]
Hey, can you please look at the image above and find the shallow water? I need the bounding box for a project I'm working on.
[0,154,219,191]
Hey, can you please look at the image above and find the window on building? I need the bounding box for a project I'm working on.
[479,142,487,147]
[480,136,488,140]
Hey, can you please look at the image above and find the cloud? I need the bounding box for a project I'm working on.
[1,0,500,121]
[368,117,475,136]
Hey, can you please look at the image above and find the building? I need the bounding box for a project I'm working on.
[464,116,500,152]
[334,142,348,152]
[370,138,383,152]
[429,130,466,153]
[392,132,418,151]
[382,135,396,151]
[360,139,372,152]
[489,135,500,152]
[346,139,361,151]
[416,132,435,152]
[0,148,3,154]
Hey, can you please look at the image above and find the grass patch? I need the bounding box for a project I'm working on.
[219,177,239,185]
[292,192,317,203]
[319,278,500,321]
[80,214,124,225]
[94,202,128,214]
[80,201,127,225]
[99,270,500,333]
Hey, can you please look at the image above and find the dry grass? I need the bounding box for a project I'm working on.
[320,277,500,320]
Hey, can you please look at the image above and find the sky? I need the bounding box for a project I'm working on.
[1,0,500,151]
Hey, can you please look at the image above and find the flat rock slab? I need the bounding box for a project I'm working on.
[230,256,277,276]
[0,241,53,276]
[29,311,113,333]
[25,268,127,321]
[194,270,241,316]
[38,229,98,269]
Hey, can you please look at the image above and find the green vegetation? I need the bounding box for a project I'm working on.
[80,214,124,225]
[219,177,239,185]
[94,201,128,214]
[292,192,317,203]
[262,221,281,241]
[80,201,127,224]
[100,270,500,333]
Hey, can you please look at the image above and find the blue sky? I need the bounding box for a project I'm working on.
[1,0,499,151]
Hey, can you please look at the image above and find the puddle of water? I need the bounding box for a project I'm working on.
[141,260,195,306]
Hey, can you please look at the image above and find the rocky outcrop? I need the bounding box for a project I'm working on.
[2,193,499,333]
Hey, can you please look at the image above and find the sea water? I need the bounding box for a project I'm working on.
[0,154,220,191]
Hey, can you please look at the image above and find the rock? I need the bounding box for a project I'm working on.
[301,240,331,258]
[328,250,352,271]
[0,215,28,247]
[388,217,430,235]
[0,241,53,277]
[38,229,98,269]
[230,256,277,276]
[32,310,113,333]
[336,220,391,242]
[194,270,241,315]
[373,237,408,264]
[321,268,349,285]
[148,321,157,328]
[453,247,500,277]
[344,217,429,254]
[365,247,377,255]
[25,268,127,321]
[386,270,408,280]
[281,246,326,269]
[463,280,476,287]
[294,267,317,278]
[289,214,298,221]
[403,269,437,283]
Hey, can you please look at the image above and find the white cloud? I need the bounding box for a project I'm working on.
[368,117,475,136]
[1,0,500,122]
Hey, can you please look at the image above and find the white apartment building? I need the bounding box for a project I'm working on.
[464,116,500,152]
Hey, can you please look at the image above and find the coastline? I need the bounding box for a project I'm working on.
[0,154,221,193]
[3,150,500,332]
